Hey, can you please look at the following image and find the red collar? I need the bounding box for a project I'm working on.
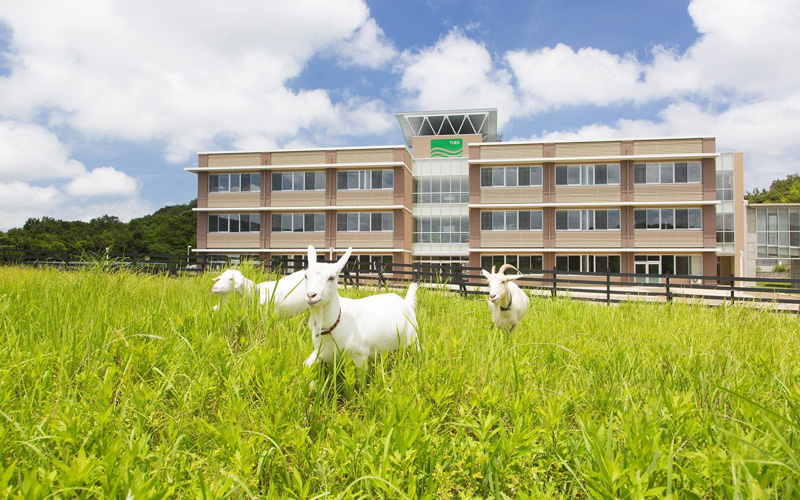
[317,307,342,337]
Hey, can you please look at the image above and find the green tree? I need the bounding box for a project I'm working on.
[746,173,800,203]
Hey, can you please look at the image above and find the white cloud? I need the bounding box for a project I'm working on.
[0,121,85,182]
[0,0,397,163]
[64,166,139,197]
[333,18,398,69]
[506,44,647,113]
[0,119,149,230]
[397,30,517,128]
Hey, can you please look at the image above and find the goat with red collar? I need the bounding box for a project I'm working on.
[302,245,419,368]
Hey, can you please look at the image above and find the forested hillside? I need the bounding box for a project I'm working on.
[0,200,197,254]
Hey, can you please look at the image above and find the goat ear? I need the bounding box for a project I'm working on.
[307,245,317,266]
[335,247,352,272]
[481,269,491,279]
[212,276,221,282]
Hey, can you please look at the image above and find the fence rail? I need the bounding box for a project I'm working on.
[1,248,798,312]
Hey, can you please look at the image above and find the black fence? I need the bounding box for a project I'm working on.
[1,248,798,312]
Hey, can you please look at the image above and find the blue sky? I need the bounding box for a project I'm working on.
[1,0,798,230]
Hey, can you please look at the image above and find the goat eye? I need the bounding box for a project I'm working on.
[327,276,335,281]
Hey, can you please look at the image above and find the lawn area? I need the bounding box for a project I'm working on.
[1,265,799,498]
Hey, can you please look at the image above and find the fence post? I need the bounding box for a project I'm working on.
[730,277,735,302]
[606,268,611,304]
[551,270,557,298]
[355,265,360,289]
[665,275,672,303]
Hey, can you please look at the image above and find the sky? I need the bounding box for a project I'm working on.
[1,0,799,230]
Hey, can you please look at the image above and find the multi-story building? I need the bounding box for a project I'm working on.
[189,108,752,281]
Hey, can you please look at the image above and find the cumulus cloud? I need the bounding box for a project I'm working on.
[0,0,397,163]
[333,18,398,69]
[0,120,149,230]
[398,30,517,128]
[64,166,139,197]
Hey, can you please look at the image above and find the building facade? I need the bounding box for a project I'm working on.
[189,109,752,281]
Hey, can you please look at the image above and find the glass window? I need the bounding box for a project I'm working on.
[556,210,568,230]
[492,211,504,231]
[229,174,240,192]
[608,210,620,230]
[688,208,702,229]
[506,211,518,230]
[209,214,219,232]
[647,209,660,229]
[219,175,230,192]
[661,209,674,229]
[218,214,229,232]
[209,175,220,193]
[531,211,543,230]
[567,165,580,185]
[608,164,620,185]
[675,163,688,183]
[595,165,607,185]
[480,168,492,187]
[634,210,646,229]
[383,170,394,189]
[492,167,504,187]
[595,210,607,230]
[687,162,702,183]
[505,167,518,187]
[530,166,543,186]
[518,166,530,186]
[481,212,492,230]
[568,210,580,230]
[646,164,660,183]
[660,164,673,184]
[556,166,568,185]
[633,164,646,184]
[676,209,688,229]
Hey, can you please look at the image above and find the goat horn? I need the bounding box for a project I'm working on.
[498,263,520,275]
[491,265,496,274]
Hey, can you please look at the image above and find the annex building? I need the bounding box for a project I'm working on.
[189,108,760,281]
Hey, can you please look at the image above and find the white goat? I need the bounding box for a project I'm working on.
[302,245,419,368]
[211,269,254,310]
[481,264,529,333]
[255,269,308,317]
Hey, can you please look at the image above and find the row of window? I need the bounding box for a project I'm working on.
[480,166,543,187]
[480,211,543,231]
[271,213,326,233]
[210,162,705,194]
[481,255,544,272]
[337,170,394,190]
[413,216,469,244]
[209,173,261,193]
[555,164,620,186]
[633,208,703,230]
[555,210,621,231]
[633,162,702,184]
[336,212,394,232]
[272,171,326,192]
[414,175,469,204]
[209,213,261,233]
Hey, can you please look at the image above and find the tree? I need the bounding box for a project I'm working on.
[746,173,800,203]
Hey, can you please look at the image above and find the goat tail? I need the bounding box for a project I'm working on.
[405,282,419,311]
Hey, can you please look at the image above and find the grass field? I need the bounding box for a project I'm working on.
[1,265,799,499]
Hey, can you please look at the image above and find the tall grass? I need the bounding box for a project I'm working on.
[1,265,799,498]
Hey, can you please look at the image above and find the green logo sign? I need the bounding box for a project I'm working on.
[430,138,463,157]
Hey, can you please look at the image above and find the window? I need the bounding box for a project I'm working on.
[555,164,620,186]
[556,255,621,273]
[208,213,261,233]
[555,210,621,230]
[481,255,543,272]
[414,175,468,203]
[479,166,543,187]
[414,216,469,244]
[271,171,325,191]
[271,213,325,232]
[634,208,702,230]
[636,255,701,276]
[633,162,702,184]
[336,212,394,232]
[755,208,800,259]
[337,170,394,190]
[480,211,543,231]
[209,173,261,193]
